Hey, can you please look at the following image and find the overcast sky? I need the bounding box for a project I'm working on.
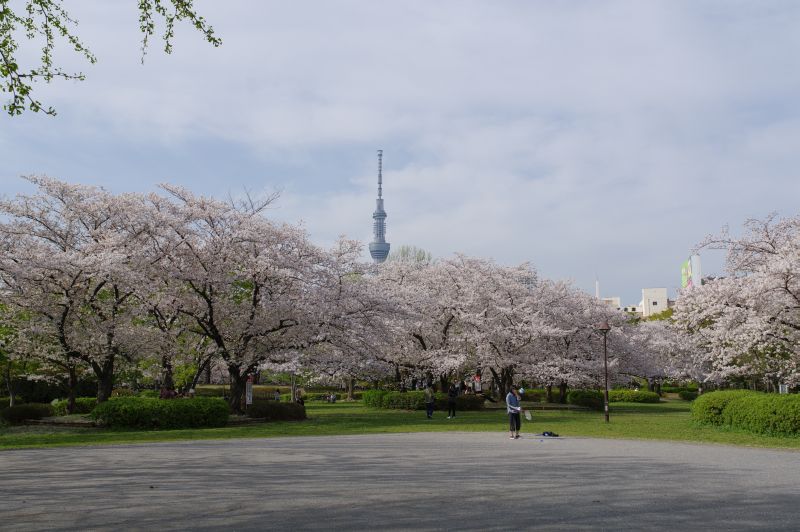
[2,0,800,304]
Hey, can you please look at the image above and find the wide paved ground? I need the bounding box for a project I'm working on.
[2,433,799,531]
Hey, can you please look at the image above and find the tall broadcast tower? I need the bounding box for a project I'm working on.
[368,150,390,263]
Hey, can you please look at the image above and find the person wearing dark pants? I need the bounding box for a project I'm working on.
[424,384,435,419]
[447,383,457,418]
[506,387,524,439]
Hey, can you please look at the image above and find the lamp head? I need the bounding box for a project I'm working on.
[596,320,611,333]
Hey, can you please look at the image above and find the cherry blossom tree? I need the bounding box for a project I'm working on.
[150,186,349,412]
[297,239,396,397]
[0,177,156,402]
[522,281,628,401]
[458,260,553,398]
[673,214,800,388]
[375,255,481,390]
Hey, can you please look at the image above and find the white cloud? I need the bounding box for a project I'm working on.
[3,0,800,303]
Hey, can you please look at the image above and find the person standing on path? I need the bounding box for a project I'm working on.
[424,384,435,419]
[447,383,457,419]
[506,387,525,439]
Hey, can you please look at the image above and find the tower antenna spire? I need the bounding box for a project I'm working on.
[377,149,383,199]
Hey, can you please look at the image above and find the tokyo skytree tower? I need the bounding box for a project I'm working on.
[368,150,390,263]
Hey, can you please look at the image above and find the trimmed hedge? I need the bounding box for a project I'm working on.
[721,394,800,436]
[280,392,364,402]
[194,386,359,402]
[246,400,306,421]
[8,377,96,403]
[678,391,698,401]
[662,384,699,394]
[520,391,542,403]
[608,390,660,403]
[138,390,159,398]
[567,390,603,410]
[383,391,427,410]
[194,386,225,397]
[280,390,364,402]
[363,390,390,407]
[691,390,758,425]
[90,397,229,429]
[362,390,484,411]
[0,403,53,424]
[52,397,97,416]
[436,393,485,411]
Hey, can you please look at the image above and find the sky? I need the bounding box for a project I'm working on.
[2,0,800,305]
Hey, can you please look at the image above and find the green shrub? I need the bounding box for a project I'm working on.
[608,390,660,403]
[434,393,485,411]
[51,397,97,416]
[521,391,542,403]
[138,390,159,398]
[311,392,336,401]
[362,390,484,410]
[678,390,698,401]
[246,400,306,421]
[194,386,225,397]
[90,397,229,429]
[720,393,800,436]
[567,390,603,410]
[383,391,427,410]
[662,384,699,394]
[362,390,390,408]
[343,391,363,401]
[691,390,757,425]
[0,403,53,424]
[9,377,96,403]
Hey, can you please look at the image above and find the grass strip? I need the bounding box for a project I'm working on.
[1,399,798,450]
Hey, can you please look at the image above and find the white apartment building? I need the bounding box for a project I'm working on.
[599,289,671,318]
[639,287,669,318]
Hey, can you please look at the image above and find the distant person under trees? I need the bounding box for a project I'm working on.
[447,383,457,419]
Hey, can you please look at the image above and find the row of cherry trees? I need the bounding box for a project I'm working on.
[6,177,791,413]
[0,177,385,411]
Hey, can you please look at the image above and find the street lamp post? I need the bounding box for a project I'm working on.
[596,320,611,423]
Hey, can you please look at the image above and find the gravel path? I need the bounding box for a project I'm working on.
[2,433,799,531]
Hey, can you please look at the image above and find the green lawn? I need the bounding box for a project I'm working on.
[1,399,798,450]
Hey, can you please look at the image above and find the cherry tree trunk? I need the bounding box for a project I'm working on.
[489,367,514,400]
[227,365,248,414]
[4,363,15,407]
[66,366,78,414]
[558,381,567,403]
[346,377,355,400]
[95,359,115,403]
[160,354,176,399]
[546,384,554,403]
[186,355,214,393]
